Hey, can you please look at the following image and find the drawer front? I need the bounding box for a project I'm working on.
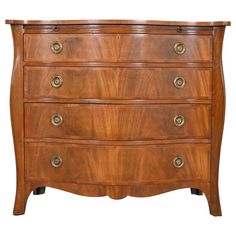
[25,104,211,140]
[25,143,210,184]
[24,34,212,62]
[24,67,212,100]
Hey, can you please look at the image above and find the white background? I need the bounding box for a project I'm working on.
[0,0,235,235]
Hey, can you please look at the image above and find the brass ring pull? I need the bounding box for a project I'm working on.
[173,115,185,127]
[51,114,63,126]
[174,76,186,89]
[51,41,63,54]
[51,156,63,168]
[51,75,63,88]
[174,42,186,55]
[173,156,184,168]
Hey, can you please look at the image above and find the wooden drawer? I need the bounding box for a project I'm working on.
[25,104,211,140]
[25,143,210,184]
[24,34,212,63]
[24,67,212,100]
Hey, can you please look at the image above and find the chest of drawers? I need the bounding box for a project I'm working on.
[6,19,230,216]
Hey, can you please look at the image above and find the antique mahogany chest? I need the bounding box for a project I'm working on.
[6,20,230,216]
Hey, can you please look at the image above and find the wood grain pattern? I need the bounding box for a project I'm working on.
[24,61,213,68]
[23,25,213,35]
[25,104,211,140]
[24,99,211,105]
[25,143,210,184]
[9,25,26,215]
[5,19,231,26]
[15,181,211,206]
[7,20,229,216]
[24,67,212,100]
[25,138,211,145]
[209,27,226,216]
[24,34,212,63]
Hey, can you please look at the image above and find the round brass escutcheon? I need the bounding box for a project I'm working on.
[51,75,63,88]
[51,41,63,54]
[173,76,186,89]
[51,114,63,126]
[174,42,186,55]
[173,115,185,127]
[173,156,184,168]
[51,155,63,168]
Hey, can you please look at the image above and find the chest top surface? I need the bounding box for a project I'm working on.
[6,19,231,26]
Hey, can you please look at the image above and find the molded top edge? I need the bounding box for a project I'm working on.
[5,19,231,26]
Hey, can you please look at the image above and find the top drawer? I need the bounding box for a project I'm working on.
[24,34,212,63]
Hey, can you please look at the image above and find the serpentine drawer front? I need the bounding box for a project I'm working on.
[6,19,230,216]
[24,34,212,62]
[24,67,212,100]
[25,104,211,140]
[25,143,210,184]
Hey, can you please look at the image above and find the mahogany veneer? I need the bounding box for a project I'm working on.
[24,34,212,62]
[25,143,210,184]
[25,104,211,140]
[6,19,230,216]
[24,67,212,100]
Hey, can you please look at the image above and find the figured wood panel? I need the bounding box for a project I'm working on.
[24,67,212,100]
[25,104,211,140]
[25,143,210,184]
[24,34,212,63]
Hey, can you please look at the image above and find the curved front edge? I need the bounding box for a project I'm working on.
[10,25,29,215]
[210,26,227,216]
[28,181,210,210]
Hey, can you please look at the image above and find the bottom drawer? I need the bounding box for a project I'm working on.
[25,143,210,184]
